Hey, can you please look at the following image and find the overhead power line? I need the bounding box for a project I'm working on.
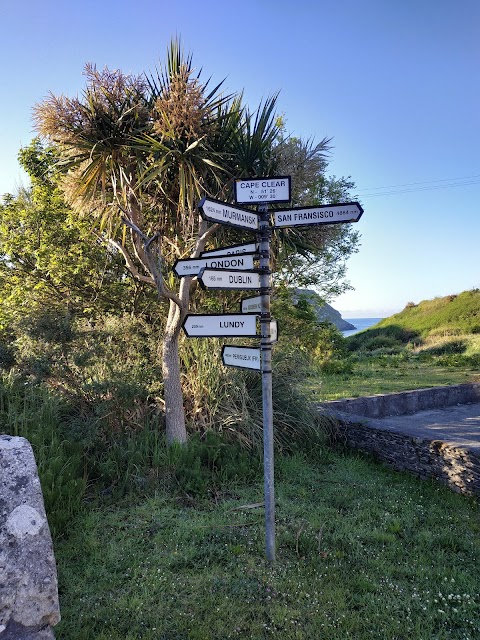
[356,174,480,198]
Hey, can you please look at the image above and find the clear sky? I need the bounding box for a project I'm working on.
[1,0,479,317]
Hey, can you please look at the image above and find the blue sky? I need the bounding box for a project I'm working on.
[1,0,479,317]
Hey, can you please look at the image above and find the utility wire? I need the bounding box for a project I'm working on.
[356,175,480,198]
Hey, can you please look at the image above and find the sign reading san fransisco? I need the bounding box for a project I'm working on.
[234,176,291,204]
[182,314,258,337]
[198,268,261,290]
[273,202,364,228]
[198,197,259,230]
[173,253,255,277]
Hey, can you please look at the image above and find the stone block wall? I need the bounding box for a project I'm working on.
[330,419,480,497]
[0,436,60,639]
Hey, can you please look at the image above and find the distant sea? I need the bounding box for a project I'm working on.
[342,318,384,337]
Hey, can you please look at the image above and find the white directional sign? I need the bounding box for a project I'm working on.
[173,253,255,277]
[198,268,261,290]
[198,197,259,230]
[241,295,263,313]
[182,314,258,337]
[273,202,364,228]
[200,242,257,258]
[270,318,278,344]
[234,176,291,204]
[221,345,261,370]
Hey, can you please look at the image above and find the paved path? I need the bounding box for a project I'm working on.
[355,402,480,452]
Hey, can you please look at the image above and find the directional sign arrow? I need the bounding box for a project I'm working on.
[198,197,259,231]
[173,253,255,277]
[273,202,364,228]
[221,345,261,370]
[200,242,257,258]
[198,268,261,290]
[241,295,263,313]
[234,176,291,204]
[182,314,258,337]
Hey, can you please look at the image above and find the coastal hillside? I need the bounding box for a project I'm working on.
[347,289,480,350]
[293,289,355,331]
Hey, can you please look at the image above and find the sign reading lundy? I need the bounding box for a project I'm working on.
[273,202,363,228]
[198,197,259,230]
[173,253,255,277]
[182,314,258,337]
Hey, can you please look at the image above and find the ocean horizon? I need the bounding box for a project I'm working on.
[342,317,384,337]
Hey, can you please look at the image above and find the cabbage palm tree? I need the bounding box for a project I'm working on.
[34,39,281,444]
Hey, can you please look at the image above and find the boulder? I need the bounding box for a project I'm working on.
[0,436,60,639]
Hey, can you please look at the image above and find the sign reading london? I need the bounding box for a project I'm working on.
[198,197,259,230]
[182,314,258,337]
[273,202,363,228]
[235,176,291,204]
[198,268,261,290]
[173,254,255,277]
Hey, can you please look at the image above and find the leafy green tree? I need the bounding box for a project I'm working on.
[0,140,141,331]
[272,136,360,298]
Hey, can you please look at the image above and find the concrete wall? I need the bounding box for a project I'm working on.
[321,383,480,419]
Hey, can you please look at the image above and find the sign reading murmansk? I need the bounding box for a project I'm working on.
[198,197,259,230]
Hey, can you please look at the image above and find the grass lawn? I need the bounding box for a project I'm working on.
[311,358,479,401]
[54,451,480,639]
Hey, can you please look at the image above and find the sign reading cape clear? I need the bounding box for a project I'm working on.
[183,314,258,337]
[198,197,259,230]
[222,345,261,370]
[234,176,291,204]
[174,253,255,277]
[198,268,261,290]
[201,242,257,258]
[273,202,364,228]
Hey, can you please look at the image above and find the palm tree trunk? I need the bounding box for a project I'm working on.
[162,297,188,444]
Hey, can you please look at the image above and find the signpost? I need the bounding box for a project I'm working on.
[273,202,363,228]
[221,345,261,370]
[201,242,257,257]
[182,314,258,337]
[198,268,261,290]
[234,176,291,204]
[179,176,365,564]
[198,197,259,230]
[173,253,255,277]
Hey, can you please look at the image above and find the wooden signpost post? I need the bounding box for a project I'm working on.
[177,177,363,563]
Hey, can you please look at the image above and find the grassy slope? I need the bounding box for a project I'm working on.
[374,289,480,339]
[315,290,480,401]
